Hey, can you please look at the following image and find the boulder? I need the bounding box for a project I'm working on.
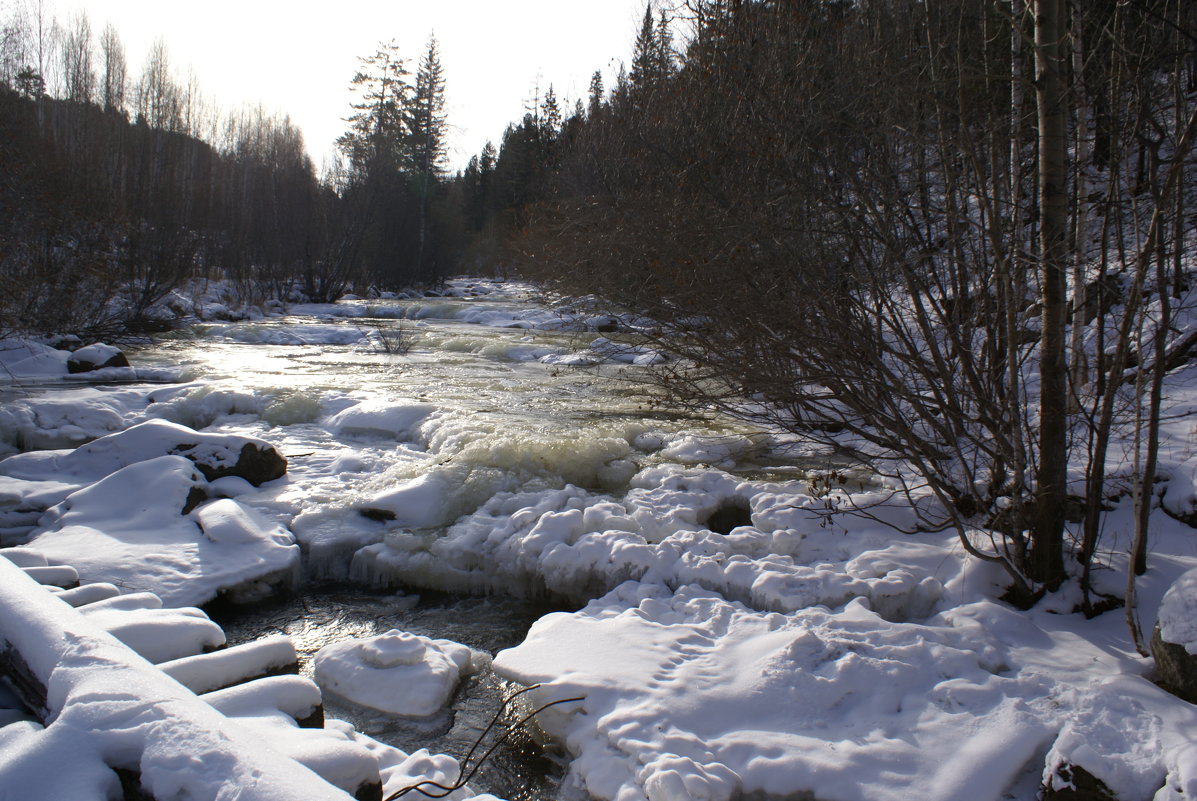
[66,343,130,374]
[176,440,287,486]
[1152,568,1197,703]
[1042,763,1120,801]
[1151,622,1197,703]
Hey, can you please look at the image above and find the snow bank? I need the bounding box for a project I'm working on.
[0,338,70,378]
[314,629,480,717]
[21,454,299,607]
[493,581,1160,801]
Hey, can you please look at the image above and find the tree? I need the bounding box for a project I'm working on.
[1030,0,1069,587]
[99,22,126,115]
[59,11,94,104]
[587,69,604,118]
[336,40,411,175]
[409,33,447,279]
[410,34,447,182]
[136,38,181,131]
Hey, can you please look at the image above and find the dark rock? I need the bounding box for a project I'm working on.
[358,507,396,523]
[1042,763,1119,801]
[173,441,287,487]
[67,344,131,374]
[1151,622,1197,703]
[353,780,383,801]
[182,487,208,515]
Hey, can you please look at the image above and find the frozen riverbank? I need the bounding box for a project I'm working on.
[5,278,1197,801]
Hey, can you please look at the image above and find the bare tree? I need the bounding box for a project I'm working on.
[98,22,126,115]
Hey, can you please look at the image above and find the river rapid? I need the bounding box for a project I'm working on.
[117,279,826,799]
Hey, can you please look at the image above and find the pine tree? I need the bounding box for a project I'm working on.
[629,4,656,93]
[539,83,561,141]
[587,70,605,118]
[409,34,448,279]
[410,34,448,182]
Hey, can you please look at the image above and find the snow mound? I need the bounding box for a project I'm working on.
[25,455,299,607]
[314,629,479,717]
[494,582,1053,801]
[0,338,70,378]
[328,399,437,441]
[0,418,286,486]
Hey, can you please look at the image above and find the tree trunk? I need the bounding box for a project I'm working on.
[1030,0,1069,588]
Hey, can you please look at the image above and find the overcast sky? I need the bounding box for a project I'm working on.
[55,0,657,171]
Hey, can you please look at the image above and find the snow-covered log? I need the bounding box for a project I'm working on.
[161,635,300,695]
[0,558,354,800]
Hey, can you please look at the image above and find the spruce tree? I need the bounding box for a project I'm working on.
[336,40,411,177]
[588,70,604,118]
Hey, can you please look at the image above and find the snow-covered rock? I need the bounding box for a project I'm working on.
[314,629,480,718]
[66,343,130,374]
[0,418,287,487]
[24,455,299,607]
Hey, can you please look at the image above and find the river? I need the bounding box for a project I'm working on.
[121,279,812,800]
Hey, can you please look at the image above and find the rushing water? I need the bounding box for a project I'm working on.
[212,587,569,801]
[103,281,823,799]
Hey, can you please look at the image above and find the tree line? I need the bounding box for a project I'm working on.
[0,3,459,340]
[463,0,1197,617]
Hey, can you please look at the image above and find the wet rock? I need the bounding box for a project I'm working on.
[176,441,287,487]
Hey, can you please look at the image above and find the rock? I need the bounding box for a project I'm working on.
[1152,568,1197,703]
[1042,762,1120,801]
[66,343,130,374]
[176,441,287,486]
[1151,622,1197,703]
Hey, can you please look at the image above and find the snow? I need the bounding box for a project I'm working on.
[161,634,298,694]
[328,398,438,440]
[0,558,354,801]
[1159,568,1197,653]
[11,451,300,607]
[314,629,481,717]
[9,278,1197,801]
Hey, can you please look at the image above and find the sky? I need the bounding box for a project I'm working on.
[54,0,658,172]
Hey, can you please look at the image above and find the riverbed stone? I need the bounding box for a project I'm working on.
[66,343,130,374]
[1042,763,1119,801]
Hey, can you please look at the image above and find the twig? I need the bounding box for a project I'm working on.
[383,684,585,801]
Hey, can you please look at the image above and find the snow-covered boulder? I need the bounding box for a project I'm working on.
[314,630,480,718]
[66,343,130,374]
[357,471,459,528]
[0,418,287,487]
[1153,568,1197,702]
[25,455,300,607]
[328,399,436,441]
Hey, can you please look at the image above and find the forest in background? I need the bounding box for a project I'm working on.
[0,2,463,339]
[2,0,1197,612]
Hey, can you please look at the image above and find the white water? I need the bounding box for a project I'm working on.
[118,280,825,593]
